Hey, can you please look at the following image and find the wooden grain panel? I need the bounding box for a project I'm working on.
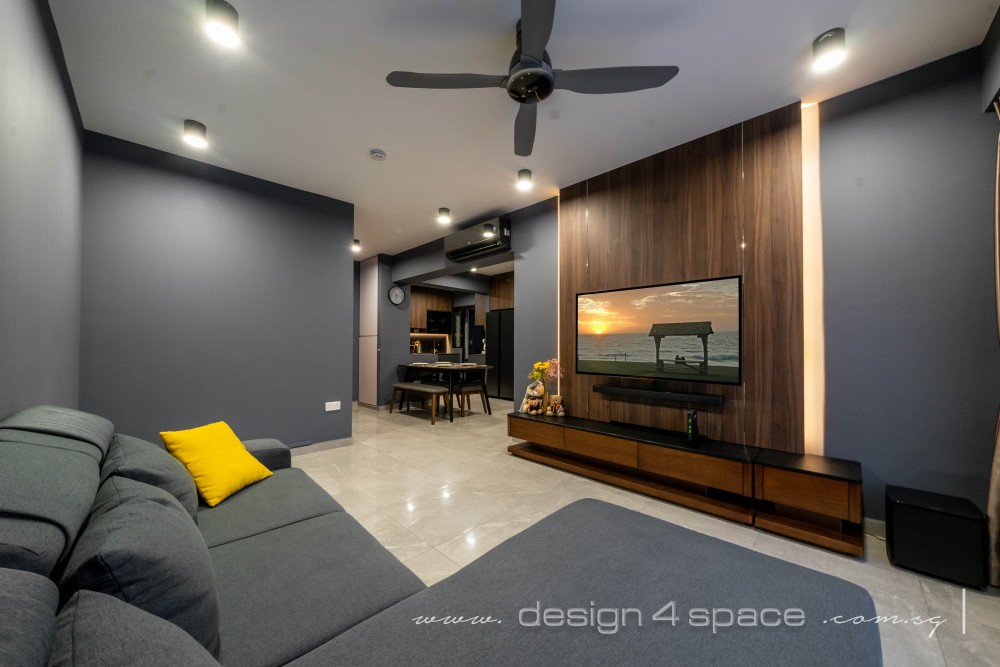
[410,287,453,330]
[757,466,852,520]
[507,417,564,449]
[563,430,637,467]
[474,293,486,327]
[742,104,804,452]
[558,182,592,419]
[848,482,863,524]
[508,443,755,524]
[489,272,514,310]
[638,444,746,494]
[754,513,864,557]
[558,104,802,453]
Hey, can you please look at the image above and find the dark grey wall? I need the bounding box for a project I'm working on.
[353,261,360,402]
[420,274,491,293]
[821,49,1000,518]
[0,0,82,417]
[511,198,559,395]
[79,134,355,446]
[377,257,412,405]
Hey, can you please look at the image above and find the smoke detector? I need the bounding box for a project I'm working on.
[370,148,387,161]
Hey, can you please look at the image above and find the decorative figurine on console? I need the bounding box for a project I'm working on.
[519,381,546,415]
[548,394,563,417]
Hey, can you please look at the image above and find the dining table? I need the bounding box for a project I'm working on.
[397,363,492,423]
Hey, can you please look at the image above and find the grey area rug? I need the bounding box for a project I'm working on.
[290,498,882,666]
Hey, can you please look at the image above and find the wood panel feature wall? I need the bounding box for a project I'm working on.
[558,103,804,453]
[489,272,515,310]
[409,286,453,330]
[474,293,486,326]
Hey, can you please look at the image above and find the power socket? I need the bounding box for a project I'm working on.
[325,401,341,412]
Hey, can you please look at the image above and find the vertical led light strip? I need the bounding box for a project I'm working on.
[801,103,826,456]
[739,122,747,446]
[556,194,562,396]
[991,102,1000,588]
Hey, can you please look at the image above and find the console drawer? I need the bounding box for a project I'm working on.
[755,466,853,520]
[563,430,637,467]
[638,444,747,494]
[508,418,564,449]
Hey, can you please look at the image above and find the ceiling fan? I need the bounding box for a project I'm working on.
[386,0,679,157]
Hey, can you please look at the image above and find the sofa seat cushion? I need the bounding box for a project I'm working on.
[0,405,113,458]
[197,468,343,548]
[0,567,59,667]
[50,590,219,667]
[288,499,882,667]
[210,511,425,667]
[0,441,100,575]
[101,434,199,520]
[59,476,221,657]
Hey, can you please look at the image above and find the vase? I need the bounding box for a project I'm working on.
[543,381,554,406]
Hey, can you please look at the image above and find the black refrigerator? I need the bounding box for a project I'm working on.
[485,309,514,400]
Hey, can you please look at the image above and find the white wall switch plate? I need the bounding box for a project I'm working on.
[325,401,341,412]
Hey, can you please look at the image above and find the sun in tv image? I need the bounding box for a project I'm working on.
[576,276,741,384]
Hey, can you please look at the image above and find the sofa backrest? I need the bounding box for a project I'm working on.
[0,406,112,576]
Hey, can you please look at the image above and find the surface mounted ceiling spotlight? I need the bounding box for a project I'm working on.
[182,119,208,148]
[351,239,361,253]
[812,28,846,73]
[437,208,451,224]
[483,223,496,238]
[205,0,240,48]
[517,168,533,191]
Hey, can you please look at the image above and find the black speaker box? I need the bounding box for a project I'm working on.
[885,485,988,589]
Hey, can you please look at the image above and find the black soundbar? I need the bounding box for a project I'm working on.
[593,384,724,406]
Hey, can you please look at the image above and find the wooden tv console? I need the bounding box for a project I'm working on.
[508,413,864,556]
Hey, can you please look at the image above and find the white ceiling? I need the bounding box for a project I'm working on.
[50,0,998,261]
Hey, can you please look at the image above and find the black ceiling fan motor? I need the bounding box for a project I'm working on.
[506,21,554,104]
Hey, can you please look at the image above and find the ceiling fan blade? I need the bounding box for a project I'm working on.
[554,66,679,94]
[386,72,507,89]
[514,104,537,157]
[520,0,556,63]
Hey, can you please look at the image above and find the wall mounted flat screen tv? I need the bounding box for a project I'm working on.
[576,276,741,385]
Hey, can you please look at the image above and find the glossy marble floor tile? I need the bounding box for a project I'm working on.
[293,402,1000,667]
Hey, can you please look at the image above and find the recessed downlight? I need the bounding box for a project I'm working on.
[182,119,208,148]
[205,0,240,48]
[437,207,451,224]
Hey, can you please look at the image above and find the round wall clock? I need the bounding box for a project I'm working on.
[387,285,406,305]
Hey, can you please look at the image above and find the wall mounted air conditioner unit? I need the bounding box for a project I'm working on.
[444,218,511,262]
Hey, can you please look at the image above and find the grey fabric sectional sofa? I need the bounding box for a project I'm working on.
[0,405,883,666]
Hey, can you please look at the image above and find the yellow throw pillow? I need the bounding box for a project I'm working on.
[159,421,272,507]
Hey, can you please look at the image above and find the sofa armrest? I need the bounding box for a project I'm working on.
[241,439,291,471]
